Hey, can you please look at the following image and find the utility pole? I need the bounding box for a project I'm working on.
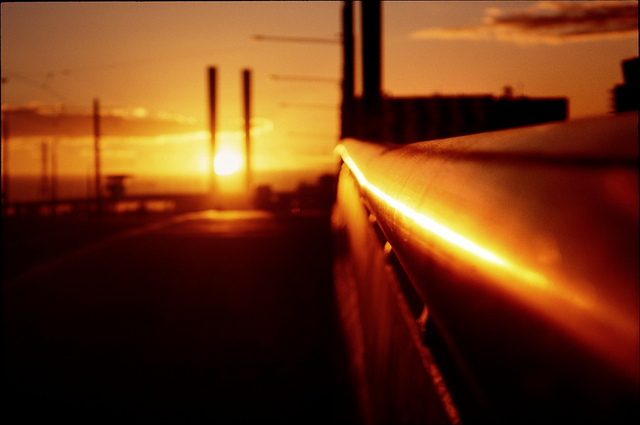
[341,0,356,139]
[51,139,58,217]
[93,98,102,214]
[2,112,9,214]
[40,141,49,202]
[243,69,252,191]
[208,66,217,195]
[86,165,92,200]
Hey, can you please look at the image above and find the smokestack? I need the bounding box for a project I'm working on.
[208,66,217,194]
[243,69,252,190]
[362,0,381,102]
[341,0,356,139]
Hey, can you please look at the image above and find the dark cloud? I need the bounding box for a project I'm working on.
[412,1,638,44]
[3,107,200,137]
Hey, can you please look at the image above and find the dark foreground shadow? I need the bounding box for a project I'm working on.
[3,211,359,423]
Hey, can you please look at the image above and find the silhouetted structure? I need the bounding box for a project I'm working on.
[253,174,337,213]
[243,69,252,190]
[254,185,275,210]
[93,99,103,214]
[40,142,49,200]
[613,57,638,113]
[360,1,384,142]
[341,1,568,144]
[208,67,218,194]
[357,94,567,144]
[1,112,9,215]
[105,174,131,199]
[340,1,356,139]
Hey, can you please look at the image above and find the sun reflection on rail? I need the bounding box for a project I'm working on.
[336,144,550,290]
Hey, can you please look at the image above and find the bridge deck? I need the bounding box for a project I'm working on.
[2,210,358,423]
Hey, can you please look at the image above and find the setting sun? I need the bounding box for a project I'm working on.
[214,149,243,176]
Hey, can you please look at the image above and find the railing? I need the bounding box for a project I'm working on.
[332,111,638,423]
[2,193,213,217]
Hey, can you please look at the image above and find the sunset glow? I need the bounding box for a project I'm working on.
[214,149,243,176]
[2,3,637,419]
[1,1,637,198]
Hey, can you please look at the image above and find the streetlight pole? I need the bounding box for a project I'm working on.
[40,141,49,202]
[243,69,252,191]
[93,98,102,214]
[1,110,9,214]
[51,138,58,217]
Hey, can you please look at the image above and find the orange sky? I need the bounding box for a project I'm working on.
[2,1,638,185]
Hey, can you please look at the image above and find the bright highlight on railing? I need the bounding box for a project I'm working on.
[335,144,550,290]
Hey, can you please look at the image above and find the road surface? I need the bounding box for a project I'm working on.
[3,210,358,423]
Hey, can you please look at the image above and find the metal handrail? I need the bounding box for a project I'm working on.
[335,111,638,421]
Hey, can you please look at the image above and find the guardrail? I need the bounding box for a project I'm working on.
[332,111,638,423]
[2,193,213,217]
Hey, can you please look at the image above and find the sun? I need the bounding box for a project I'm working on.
[214,148,243,176]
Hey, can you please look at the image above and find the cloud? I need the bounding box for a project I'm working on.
[131,107,149,118]
[3,107,201,137]
[412,1,638,45]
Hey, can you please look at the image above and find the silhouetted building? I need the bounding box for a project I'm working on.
[253,174,337,212]
[105,174,131,199]
[353,94,567,144]
[613,57,638,113]
[296,174,337,210]
[341,1,567,144]
[254,185,275,210]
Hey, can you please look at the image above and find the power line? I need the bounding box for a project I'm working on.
[287,131,338,138]
[2,47,237,81]
[252,34,340,44]
[268,74,339,84]
[1,70,72,104]
[280,102,338,110]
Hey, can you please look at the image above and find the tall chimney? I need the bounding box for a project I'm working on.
[362,0,381,102]
[243,69,252,190]
[361,0,383,141]
[341,0,356,139]
[208,66,217,194]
